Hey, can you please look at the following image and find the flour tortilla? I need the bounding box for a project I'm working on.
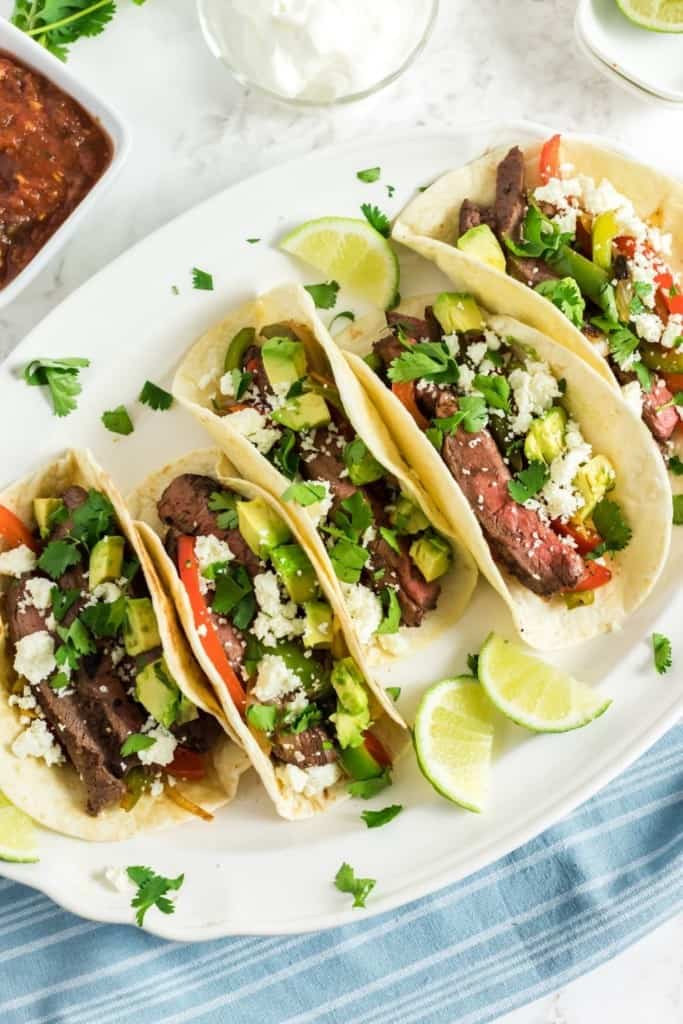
[171,282,478,665]
[336,295,672,650]
[0,449,249,842]
[127,447,407,821]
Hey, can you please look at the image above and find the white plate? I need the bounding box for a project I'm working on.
[577,0,683,103]
[0,122,682,940]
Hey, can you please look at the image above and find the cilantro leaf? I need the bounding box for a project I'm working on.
[329,538,369,584]
[591,498,632,554]
[246,238,260,244]
[434,395,489,435]
[467,652,479,677]
[38,540,81,580]
[629,281,653,317]
[534,277,585,329]
[23,357,90,417]
[473,373,510,410]
[361,203,391,238]
[102,405,134,436]
[192,267,213,291]
[376,588,401,635]
[334,491,373,539]
[126,866,184,927]
[50,586,79,623]
[387,342,458,385]
[378,527,400,554]
[70,490,115,547]
[652,633,672,675]
[304,281,339,310]
[208,491,238,530]
[269,430,300,480]
[361,804,403,829]
[386,185,395,199]
[246,704,278,733]
[81,595,127,638]
[211,564,254,624]
[385,686,401,701]
[283,704,323,735]
[139,380,173,411]
[334,862,376,909]
[121,733,156,757]
[11,0,119,61]
[591,316,641,372]
[673,495,683,526]
[507,461,549,504]
[282,481,327,507]
[347,769,392,799]
[49,672,71,691]
[633,360,653,392]
[330,310,356,331]
[57,617,94,656]
[357,167,381,183]
[668,455,683,476]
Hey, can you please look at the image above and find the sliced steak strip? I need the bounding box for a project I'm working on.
[4,576,50,642]
[459,199,496,236]
[207,606,245,675]
[50,485,88,541]
[367,535,441,628]
[373,333,405,368]
[173,709,222,753]
[387,311,441,342]
[612,365,678,444]
[506,254,558,287]
[242,344,273,400]
[271,725,337,769]
[495,146,526,238]
[77,650,145,763]
[299,427,357,509]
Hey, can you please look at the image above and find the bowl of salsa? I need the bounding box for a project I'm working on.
[0,19,130,308]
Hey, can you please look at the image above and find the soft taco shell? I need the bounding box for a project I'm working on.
[0,449,249,842]
[171,282,478,664]
[127,447,407,821]
[336,295,672,650]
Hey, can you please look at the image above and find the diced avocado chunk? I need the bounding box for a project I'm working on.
[331,657,369,717]
[303,601,333,648]
[124,598,161,657]
[572,455,616,523]
[268,640,331,697]
[176,691,199,726]
[272,392,330,431]
[89,535,125,591]
[343,437,385,486]
[409,534,452,582]
[457,224,507,273]
[433,292,485,334]
[33,498,64,540]
[524,406,567,464]
[237,498,291,559]
[339,741,384,781]
[135,657,181,729]
[224,327,256,372]
[270,543,319,603]
[390,494,430,534]
[330,616,349,660]
[591,210,619,272]
[332,708,371,749]
[564,590,595,610]
[261,337,308,389]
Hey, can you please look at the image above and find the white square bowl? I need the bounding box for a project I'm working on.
[0,18,131,308]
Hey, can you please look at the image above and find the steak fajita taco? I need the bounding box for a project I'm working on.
[0,450,248,842]
[128,449,406,820]
[393,135,683,463]
[335,292,672,650]
[170,284,477,664]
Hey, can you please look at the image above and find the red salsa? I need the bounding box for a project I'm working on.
[0,52,112,289]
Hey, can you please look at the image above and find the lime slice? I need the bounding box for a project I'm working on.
[615,0,683,32]
[414,675,495,812]
[280,217,399,309]
[0,792,39,863]
[478,633,611,733]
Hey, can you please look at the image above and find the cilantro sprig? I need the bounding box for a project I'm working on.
[376,588,401,635]
[507,462,549,504]
[208,492,238,530]
[586,498,632,559]
[121,733,156,757]
[433,395,489,435]
[652,633,672,676]
[387,341,459,386]
[361,203,391,238]
[192,267,214,291]
[334,862,376,909]
[23,357,90,417]
[12,0,146,61]
[304,281,339,310]
[38,540,81,580]
[535,278,585,329]
[126,866,184,927]
[361,805,403,829]
[282,481,328,507]
[102,405,134,436]
[139,381,173,411]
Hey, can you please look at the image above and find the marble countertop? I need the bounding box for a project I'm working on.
[0,0,681,1018]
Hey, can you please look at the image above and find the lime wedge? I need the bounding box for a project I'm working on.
[615,0,683,31]
[0,792,39,863]
[414,675,495,812]
[280,217,399,309]
[478,633,611,733]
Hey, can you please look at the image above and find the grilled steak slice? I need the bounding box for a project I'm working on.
[506,254,558,287]
[387,311,441,342]
[77,650,145,760]
[368,535,440,627]
[440,424,584,595]
[50,485,88,541]
[374,333,405,369]
[208,606,245,675]
[158,474,260,574]
[495,146,526,238]
[242,344,273,399]
[459,199,496,236]
[612,366,678,444]
[300,427,357,508]
[4,576,50,642]
[271,725,337,769]
[173,709,222,753]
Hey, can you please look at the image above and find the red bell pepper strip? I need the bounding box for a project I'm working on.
[539,134,562,185]
[177,535,247,715]
[553,520,602,556]
[362,730,392,769]
[0,506,39,553]
[391,382,429,431]
[166,746,205,782]
[566,559,612,594]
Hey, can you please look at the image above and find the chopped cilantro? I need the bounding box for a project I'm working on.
[57,617,94,656]
[376,588,401,635]
[387,341,459,386]
[121,733,156,757]
[49,672,71,691]
[122,556,140,582]
[51,586,79,623]
[652,633,672,675]
[588,498,632,556]
[361,804,403,829]
[270,430,300,480]
[507,462,549,504]
[191,267,214,291]
[385,686,401,701]
[208,491,239,530]
[304,281,339,310]
[386,185,395,199]
[212,564,255,627]
[347,769,391,799]
[378,527,400,554]
[534,278,585,329]
[361,203,391,238]
[334,862,376,909]
[285,704,323,734]
[467,652,479,677]
[668,455,683,475]
[329,538,369,584]
[282,481,327,507]
[246,704,278,733]
[23,357,90,417]
[673,495,683,526]
[330,310,356,331]
[629,281,653,317]
[102,405,134,436]
[139,381,173,411]
[70,490,115,547]
[473,373,510,410]
[127,866,184,927]
[246,238,260,244]
[633,360,653,392]
[171,285,179,295]
[357,166,381,183]
[592,316,641,371]
[434,395,489,435]
[38,540,80,580]
[425,427,443,451]
[335,491,373,539]
[81,596,127,638]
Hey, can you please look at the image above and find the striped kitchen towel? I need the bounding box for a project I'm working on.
[0,722,680,1024]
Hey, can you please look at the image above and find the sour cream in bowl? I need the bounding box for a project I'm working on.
[196,0,439,106]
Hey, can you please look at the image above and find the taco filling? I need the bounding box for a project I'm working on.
[207,320,454,653]
[454,135,683,448]
[367,292,633,605]
[157,473,393,794]
[0,487,221,817]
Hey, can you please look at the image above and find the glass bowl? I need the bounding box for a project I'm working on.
[196,0,440,108]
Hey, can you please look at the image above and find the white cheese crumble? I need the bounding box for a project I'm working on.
[340,582,383,645]
[632,312,663,345]
[149,776,165,799]
[218,372,236,397]
[252,653,302,702]
[194,534,235,576]
[377,632,408,656]
[13,631,56,686]
[0,545,37,578]
[661,315,683,349]
[137,723,178,767]
[458,364,476,393]
[8,685,38,711]
[509,361,561,435]
[92,582,122,604]
[227,407,281,454]
[533,176,581,209]
[621,380,644,417]
[539,419,592,521]
[308,480,334,526]
[467,341,488,367]
[12,718,64,767]
[277,762,341,797]
[24,577,54,611]
[252,571,305,646]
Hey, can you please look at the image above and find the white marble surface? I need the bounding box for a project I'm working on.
[0,0,680,1018]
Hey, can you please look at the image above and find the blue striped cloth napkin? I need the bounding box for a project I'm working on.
[0,723,680,1024]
